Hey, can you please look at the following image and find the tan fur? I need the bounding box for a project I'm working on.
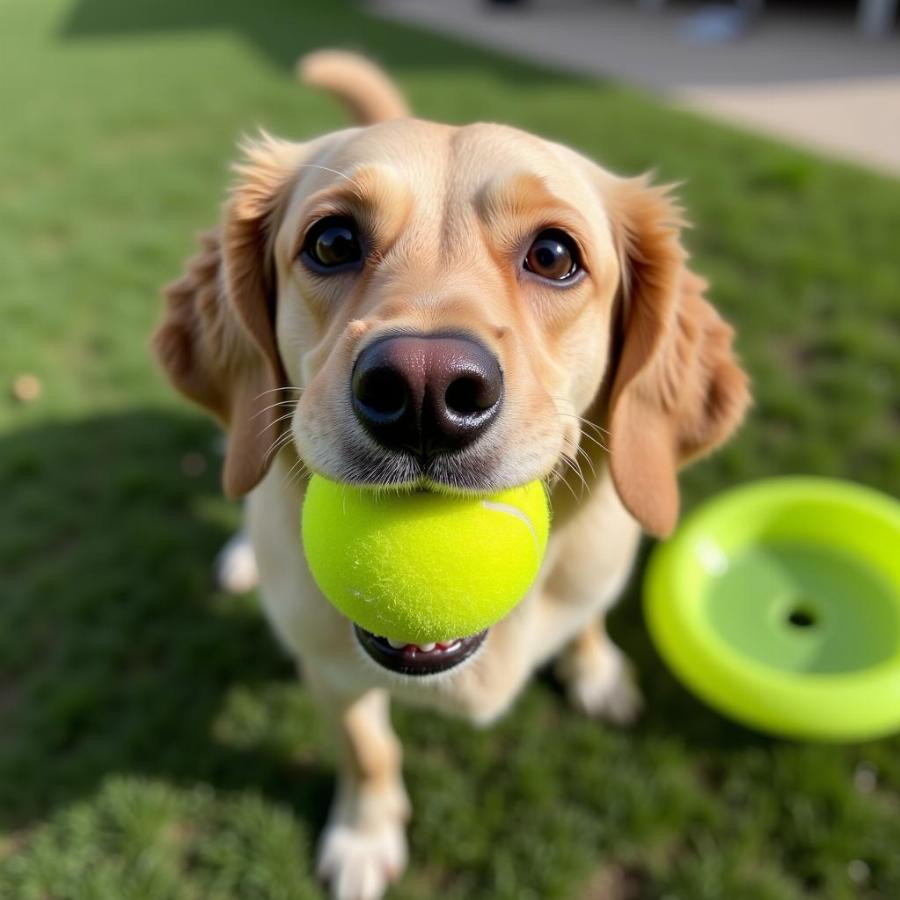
[607,178,750,536]
[153,229,284,499]
[153,51,749,900]
[299,50,411,125]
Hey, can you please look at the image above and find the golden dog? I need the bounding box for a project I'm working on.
[155,51,750,900]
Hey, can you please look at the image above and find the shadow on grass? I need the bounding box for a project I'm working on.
[0,409,331,834]
[60,0,576,84]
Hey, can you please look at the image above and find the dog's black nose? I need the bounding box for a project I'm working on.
[351,333,503,457]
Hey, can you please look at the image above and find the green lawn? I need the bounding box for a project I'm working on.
[2,1,899,898]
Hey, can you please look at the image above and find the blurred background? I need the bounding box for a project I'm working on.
[1,1,898,898]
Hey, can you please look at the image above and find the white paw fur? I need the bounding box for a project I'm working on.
[215,529,259,594]
[558,640,644,726]
[317,784,410,900]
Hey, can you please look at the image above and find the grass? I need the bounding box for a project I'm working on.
[1,0,899,897]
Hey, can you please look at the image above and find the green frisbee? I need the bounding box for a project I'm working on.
[644,477,900,741]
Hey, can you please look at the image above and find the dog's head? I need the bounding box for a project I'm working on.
[155,52,749,538]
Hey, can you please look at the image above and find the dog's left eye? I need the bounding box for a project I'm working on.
[301,216,364,272]
[523,229,581,282]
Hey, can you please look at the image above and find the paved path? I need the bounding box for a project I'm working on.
[372,0,900,176]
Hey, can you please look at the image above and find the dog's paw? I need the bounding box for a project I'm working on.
[214,529,258,594]
[317,782,410,900]
[558,642,644,726]
[317,817,407,900]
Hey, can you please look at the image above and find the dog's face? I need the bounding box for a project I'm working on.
[157,118,748,540]
[271,120,620,496]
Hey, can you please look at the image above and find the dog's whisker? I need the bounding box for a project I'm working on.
[563,453,589,498]
[548,399,611,438]
[251,386,305,403]
[263,428,295,466]
[295,162,358,186]
[566,413,611,439]
[552,411,611,454]
[573,443,596,477]
[283,454,310,491]
[251,398,299,421]
[554,456,582,503]
[554,467,579,503]
[256,408,299,438]
[581,420,611,439]
[575,416,611,438]
[578,416,609,436]
[264,439,292,470]
[577,430,611,454]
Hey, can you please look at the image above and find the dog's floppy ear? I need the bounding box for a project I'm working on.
[153,135,302,498]
[606,177,750,537]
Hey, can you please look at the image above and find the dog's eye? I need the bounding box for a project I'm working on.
[523,229,580,282]
[301,216,364,272]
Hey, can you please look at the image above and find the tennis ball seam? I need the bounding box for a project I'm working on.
[479,499,541,555]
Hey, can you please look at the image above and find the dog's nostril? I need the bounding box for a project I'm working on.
[354,367,408,418]
[445,376,494,417]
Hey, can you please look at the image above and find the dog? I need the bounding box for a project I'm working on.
[154,50,750,900]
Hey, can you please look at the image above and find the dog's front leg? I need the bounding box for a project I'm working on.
[310,681,410,900]
[554,619,644,726]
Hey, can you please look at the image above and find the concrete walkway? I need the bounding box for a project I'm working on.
[371,0,900,176]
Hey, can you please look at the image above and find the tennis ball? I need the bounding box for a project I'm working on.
[301,475,550,643]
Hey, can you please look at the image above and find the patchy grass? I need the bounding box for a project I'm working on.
[1,1,899,898]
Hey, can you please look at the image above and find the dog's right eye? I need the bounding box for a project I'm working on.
[301,216,364,273]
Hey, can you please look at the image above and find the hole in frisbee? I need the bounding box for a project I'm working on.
[786,605,818,628]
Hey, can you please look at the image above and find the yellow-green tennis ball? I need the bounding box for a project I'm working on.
[301,475,550,644]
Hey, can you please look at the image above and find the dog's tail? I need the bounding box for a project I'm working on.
[297,50,411,126]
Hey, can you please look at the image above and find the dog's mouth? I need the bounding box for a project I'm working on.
[340,444,502,495]
[354,626,487,676]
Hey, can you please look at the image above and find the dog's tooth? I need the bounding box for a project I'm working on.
[387,638,406,649]
[418,643,436,652]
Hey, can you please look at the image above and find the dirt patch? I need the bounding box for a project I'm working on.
[580,863,651,900]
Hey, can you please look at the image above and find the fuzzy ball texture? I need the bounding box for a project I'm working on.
[302,475,550,643]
